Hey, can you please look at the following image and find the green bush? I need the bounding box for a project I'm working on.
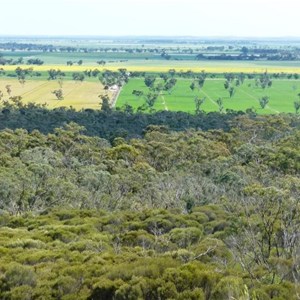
[169,227,203,247]
[2,264,36,289]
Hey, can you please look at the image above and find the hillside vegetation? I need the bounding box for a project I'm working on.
[0,108,299,299]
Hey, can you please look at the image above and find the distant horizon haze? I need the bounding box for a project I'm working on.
[0,0,299,37]
[1,35,300,40]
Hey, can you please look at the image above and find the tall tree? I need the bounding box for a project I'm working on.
[99,94,111,111]
[294,100,300,114]
[194,96,206,114]
[228,87,235,98]
[144,76,156,88]
[259,96,269,109]
[216,98,224,113]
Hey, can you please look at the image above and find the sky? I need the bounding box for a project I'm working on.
[0,0,299,37]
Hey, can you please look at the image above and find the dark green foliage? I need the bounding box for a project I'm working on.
[99,94,111,111]
[72,72,85,82]
[0,102,245,140]
[47,69,65,80]
[99,69,129,88]
[144,76,156,88]
[259,96,270,109]
[27,58,44,65]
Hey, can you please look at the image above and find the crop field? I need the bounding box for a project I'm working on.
[0,79,110,110]
[117,78,300,114]
[1,75,299,113]
[2,59,300,74]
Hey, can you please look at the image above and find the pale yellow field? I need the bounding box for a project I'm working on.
[2,64,300,73]
[0,79,111,110]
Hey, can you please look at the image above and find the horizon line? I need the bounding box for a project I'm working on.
[0,34,300,40]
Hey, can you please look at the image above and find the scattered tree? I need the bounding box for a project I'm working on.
[259,96,269,109]
[58,77,64,88]
[27,58,44,65]
[19,77,26,86]
[48,69,65,80]
[294,100,300,114]
[99,94,111,111]
[257,72,272,89]
[216,97,224,112]
[168,69,176,77]
[52,89,64,100]
[190,82,196,92]
[164,78,177,95]
[97,60,106,66]
[144,76,156,88]
[238,72,246,84]
[132,90,144,99]
[228,87,235,98]
[224,80,230,90]
[194,96,206,114]
[72,72,85,82]
[160,73,169,82]
[145,93,158,107]
[5,85,12,96]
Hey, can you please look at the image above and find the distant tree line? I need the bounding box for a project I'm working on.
[0,101,247,141]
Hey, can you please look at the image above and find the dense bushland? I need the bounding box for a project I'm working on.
[0,101,246,140]
[0,108,299,299]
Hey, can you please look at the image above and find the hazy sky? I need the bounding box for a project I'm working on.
[1,0,299,37]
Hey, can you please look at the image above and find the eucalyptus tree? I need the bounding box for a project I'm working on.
[259,96,269,109]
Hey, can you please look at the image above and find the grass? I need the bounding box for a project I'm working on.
[0,79,110,110]
[117,78,300,114]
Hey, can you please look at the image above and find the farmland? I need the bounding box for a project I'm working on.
[117,78,299,114]
[2,37,300,74]
[0,75,299,113]
[0,79,110,110]
[1,37,300,113]
[2,59,300,74]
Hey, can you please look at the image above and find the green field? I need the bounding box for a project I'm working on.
[117,78,300,114]
[3,49,300,74]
